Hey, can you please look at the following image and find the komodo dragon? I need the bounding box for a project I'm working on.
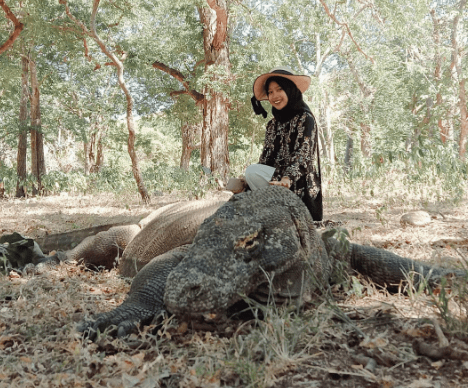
[78,186,465,338]
[33,199,225,276]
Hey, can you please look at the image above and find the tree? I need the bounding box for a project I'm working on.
[59,0,150,203]
[450,0,468,159]
[15,52,28,197]
[29,57,46,194]
[152,0,231,182]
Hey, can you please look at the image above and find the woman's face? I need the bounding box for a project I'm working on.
[267,81,288,110]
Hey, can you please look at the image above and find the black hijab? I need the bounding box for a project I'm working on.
[265,76,311,123]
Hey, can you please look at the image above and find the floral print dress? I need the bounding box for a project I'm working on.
[258,110,322,220]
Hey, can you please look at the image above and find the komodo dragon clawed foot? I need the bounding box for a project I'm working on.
[79,246,190,338]
[78,305,157,339]
[77,186,466,340]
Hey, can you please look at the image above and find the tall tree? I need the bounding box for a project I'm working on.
[59,0,150,203]
[152,0,231,181]
[451,0,468,159]
[15,52,28,197]
[29,57,46,194]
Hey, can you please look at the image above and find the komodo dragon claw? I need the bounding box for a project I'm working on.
[78,306,157,339]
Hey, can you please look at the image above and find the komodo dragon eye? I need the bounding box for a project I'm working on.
[234,230,262,262]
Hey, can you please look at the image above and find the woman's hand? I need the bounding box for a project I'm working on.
[269,176,291,189]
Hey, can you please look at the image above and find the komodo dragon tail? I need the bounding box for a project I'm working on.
[324,236,466,289]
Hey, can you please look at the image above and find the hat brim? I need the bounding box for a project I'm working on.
[253,72,311,101]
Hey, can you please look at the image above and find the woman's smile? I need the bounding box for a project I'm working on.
[268,81,288,110]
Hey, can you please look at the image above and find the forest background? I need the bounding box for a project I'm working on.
[3,2,468,387]
[1,0,468,203]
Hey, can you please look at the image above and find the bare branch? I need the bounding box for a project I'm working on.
[0,0,24,54]
[319,0,374,63]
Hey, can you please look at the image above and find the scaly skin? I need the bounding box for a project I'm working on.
[79,186,465,338]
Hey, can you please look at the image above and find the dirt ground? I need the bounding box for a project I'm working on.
[1,187,468,387]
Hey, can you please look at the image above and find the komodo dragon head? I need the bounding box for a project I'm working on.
[164,186,330,318]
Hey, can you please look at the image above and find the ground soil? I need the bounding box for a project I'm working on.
[1,188,468,387]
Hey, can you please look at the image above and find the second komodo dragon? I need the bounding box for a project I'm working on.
[78,186,465,338]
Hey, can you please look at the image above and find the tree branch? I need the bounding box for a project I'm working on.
[0,0,24,54]
[152,61,204,104]
[319,0,374,63]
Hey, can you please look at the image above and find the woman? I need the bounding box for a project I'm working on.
[246,67,322,221]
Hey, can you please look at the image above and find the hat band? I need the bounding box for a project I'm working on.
[271,70,294,76]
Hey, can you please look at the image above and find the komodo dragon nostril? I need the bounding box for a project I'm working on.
[189,285,202,295]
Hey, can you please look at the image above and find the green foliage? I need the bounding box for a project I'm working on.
[1,0,468,204]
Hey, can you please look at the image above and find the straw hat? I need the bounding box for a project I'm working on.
[253,67,311,101]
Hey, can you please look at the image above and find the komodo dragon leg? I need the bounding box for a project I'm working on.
[78,246,190,338]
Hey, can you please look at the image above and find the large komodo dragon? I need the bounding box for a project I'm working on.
[36,199,226,277]
[78,186,465,338]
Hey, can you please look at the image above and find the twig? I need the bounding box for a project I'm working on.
[432,318,449,348]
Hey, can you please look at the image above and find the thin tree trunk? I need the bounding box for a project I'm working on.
[16,55,28,197]
[198,0,231,182]
[83,141,91,175]
[431,9,450,144]
[91,1,148,201]
[451,0,468,159]
[60,0,150,202]
[29,59,45,194]
[347,54,374,158]
[360,123,372,158]
[343,134,353,175]
[458,79,468,159]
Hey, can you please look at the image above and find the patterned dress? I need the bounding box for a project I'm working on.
[259,110,322,220]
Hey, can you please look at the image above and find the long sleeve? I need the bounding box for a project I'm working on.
[281,113,316,188]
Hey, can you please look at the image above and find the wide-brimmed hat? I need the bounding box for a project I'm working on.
[253,67,311,101]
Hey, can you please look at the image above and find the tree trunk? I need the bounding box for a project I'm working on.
[180,123,201,170]
[29,58,46,194]
[431,9,451,144]
[88,126,105,173]
[343,134,353,175]
[198,0,231,182]
[450,0,468,159]
[458,79,468,159]
[60,0,149,202]
[347,54,374,158]
[90,0,149,202]
[16,55,29,197]
[319,94,335,165]
[360,123,372,158]
[83,141,91,175]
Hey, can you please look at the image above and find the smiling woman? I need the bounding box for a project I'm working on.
[246,67,323,221]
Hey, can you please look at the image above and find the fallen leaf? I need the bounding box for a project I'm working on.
[178,321,188,334]
[407,377,433,388]
[360,336,388,349]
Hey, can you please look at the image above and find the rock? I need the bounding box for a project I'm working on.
[400,211,431,227]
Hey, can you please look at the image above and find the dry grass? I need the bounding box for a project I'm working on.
[1,175,468,387]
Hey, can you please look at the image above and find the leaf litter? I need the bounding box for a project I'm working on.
[1,189,468,387]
